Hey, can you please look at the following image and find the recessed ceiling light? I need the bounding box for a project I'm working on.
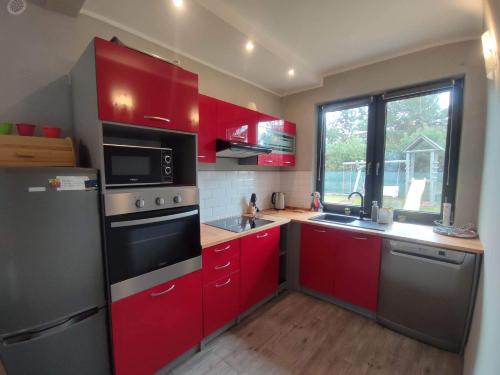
[245,40,254,52]
[288,68,295,77]
[172,0,183,8]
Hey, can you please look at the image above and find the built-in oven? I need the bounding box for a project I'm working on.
[103,143,173,187]
[104,186,201,302]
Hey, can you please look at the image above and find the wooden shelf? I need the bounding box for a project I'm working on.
[0,135,75,167]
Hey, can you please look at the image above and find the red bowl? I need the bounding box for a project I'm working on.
[16,123,36,136]
[42,126,61,138]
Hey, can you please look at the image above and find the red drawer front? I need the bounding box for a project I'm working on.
[202,254,240,284]
[203,272,240,337]
[257,153,278,166]
[95,38,199,133]
[281,154,295,167]
[202,239,240,269]
[111,270,202,375]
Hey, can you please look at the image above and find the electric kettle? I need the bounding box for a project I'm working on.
[271,192,285,210]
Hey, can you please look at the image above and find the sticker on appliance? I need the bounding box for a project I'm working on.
[52,176,90,191]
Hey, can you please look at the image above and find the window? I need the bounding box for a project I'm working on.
[316,79,463,224]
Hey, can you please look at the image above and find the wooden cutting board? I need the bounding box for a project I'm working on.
[0,135,76,167]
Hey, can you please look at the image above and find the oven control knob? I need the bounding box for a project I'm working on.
[155,197,165,206]
[164,166,172,175]
[164,155,171,164]
[173,195,182,204]
[135,199,145,208]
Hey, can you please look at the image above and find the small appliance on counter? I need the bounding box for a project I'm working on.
[0,167,110,374]
[271,192,285,210]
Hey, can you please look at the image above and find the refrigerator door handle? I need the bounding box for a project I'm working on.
[1,307,99,346]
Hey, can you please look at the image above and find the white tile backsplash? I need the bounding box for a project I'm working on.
[198,170,314,222]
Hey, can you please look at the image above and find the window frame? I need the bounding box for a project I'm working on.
[316,78,464,225]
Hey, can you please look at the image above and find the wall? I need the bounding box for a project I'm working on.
[0,2,282,137]
[281,40,487,224]
[464,0,500,373]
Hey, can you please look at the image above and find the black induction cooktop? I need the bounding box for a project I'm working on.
[205,216,273,233]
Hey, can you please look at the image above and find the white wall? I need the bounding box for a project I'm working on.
[282,40,487,225]
[464,0,500,373]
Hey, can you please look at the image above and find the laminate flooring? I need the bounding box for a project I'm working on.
[172,291,462,375]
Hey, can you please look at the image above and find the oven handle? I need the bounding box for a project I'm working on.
[110,210,198,228]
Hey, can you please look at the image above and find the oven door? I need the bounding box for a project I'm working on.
[105,205,200,286]
[103,144,172,186]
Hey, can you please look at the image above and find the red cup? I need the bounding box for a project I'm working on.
[42,126,61,138]
[16,123,36,136]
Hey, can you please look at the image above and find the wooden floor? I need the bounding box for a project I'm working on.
[172,292,462,375]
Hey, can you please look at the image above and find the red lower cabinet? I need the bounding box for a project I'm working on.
[240,227,280,313]
[333,232,381,311]
[300,224,336,296]
[111,271,202,375]
[203,272,240,337]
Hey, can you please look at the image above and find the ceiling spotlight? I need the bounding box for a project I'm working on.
[245,40,255,52]
[288,68,295,77]
[172,0,184,8]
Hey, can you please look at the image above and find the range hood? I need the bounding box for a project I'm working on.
[216,139,272,159]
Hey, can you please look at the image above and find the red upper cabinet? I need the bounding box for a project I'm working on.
[216,100,249,142]
[255,118,296,167]
[94,38,199,133]
[333,232,381,311]
[198,94,217,163]
[111,271,202,375]
[240,227,280,313]
[300,224,336,296]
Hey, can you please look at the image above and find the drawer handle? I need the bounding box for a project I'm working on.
[313,229,326,233]
[284,161,292,164]
[197,155,206,158]
[214,261,231,270]
[257,233,269,239]
[232,135,246,139]
[352,236,368,240]
[150,284,175,297]
[15,152,36,158]
[215,278,231,288]
[144,115,171,123]
[214,245,231,253]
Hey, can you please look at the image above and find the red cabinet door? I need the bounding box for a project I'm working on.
[240,227,280,313]
[216,100,248,142]
[203,272,240,337]
[111,271,202,375]
[333,232,381,311]
[300,224,336,296]
[198,94,217,163]
[282,154,295,167]
[94,37,199,133]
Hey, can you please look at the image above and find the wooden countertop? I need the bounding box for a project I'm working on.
[200,214,291,249]
[200,209,482,253]
[260,208,484,254]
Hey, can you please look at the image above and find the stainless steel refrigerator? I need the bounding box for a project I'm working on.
[0,167,110,374]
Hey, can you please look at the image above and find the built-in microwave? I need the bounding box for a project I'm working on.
[103,143,173,187]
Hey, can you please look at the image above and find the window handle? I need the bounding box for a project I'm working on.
[375,162,380,176]
[366,162,372,176]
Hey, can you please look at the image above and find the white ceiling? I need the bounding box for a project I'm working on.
[81,0,483,96]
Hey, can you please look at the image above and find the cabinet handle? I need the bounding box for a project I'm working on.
[313,229,326,233]
[232,135,246,139]
[284,161,292,164]
[144,115,171,123]
[214,244,231,253]
[352,236,368,240]
[150,284,175,297]
[15,152,36,158]
[257,233,269,239]
[214,261,231,270]
[215,278,231,288]
[197,155,206,158]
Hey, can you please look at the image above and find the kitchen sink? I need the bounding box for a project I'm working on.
[309,213,388,231]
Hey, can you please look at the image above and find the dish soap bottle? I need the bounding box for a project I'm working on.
[371,201,379,222]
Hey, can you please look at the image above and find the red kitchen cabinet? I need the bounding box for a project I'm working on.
[111,271,202,375]
[216,100,249,143]
[203,272,240,337]
[300,224,336,296]
[94,37,199,133]
[240,227,280,313]
[198,94,217,163]
[333,232,381,311]
[202,239,240,285]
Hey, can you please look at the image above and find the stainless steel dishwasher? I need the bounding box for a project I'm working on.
[377,239,481,353]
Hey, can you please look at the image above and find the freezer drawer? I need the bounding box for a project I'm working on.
[0,308,110,375]
[377,239,479,352]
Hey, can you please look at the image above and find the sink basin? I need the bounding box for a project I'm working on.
[310,213,358,224]
[309,213,388,231]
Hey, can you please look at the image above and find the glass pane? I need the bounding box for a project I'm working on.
[382,91,450,213]
[323,105,368,206]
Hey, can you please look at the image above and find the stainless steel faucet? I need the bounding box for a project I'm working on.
[348,192,365,219]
